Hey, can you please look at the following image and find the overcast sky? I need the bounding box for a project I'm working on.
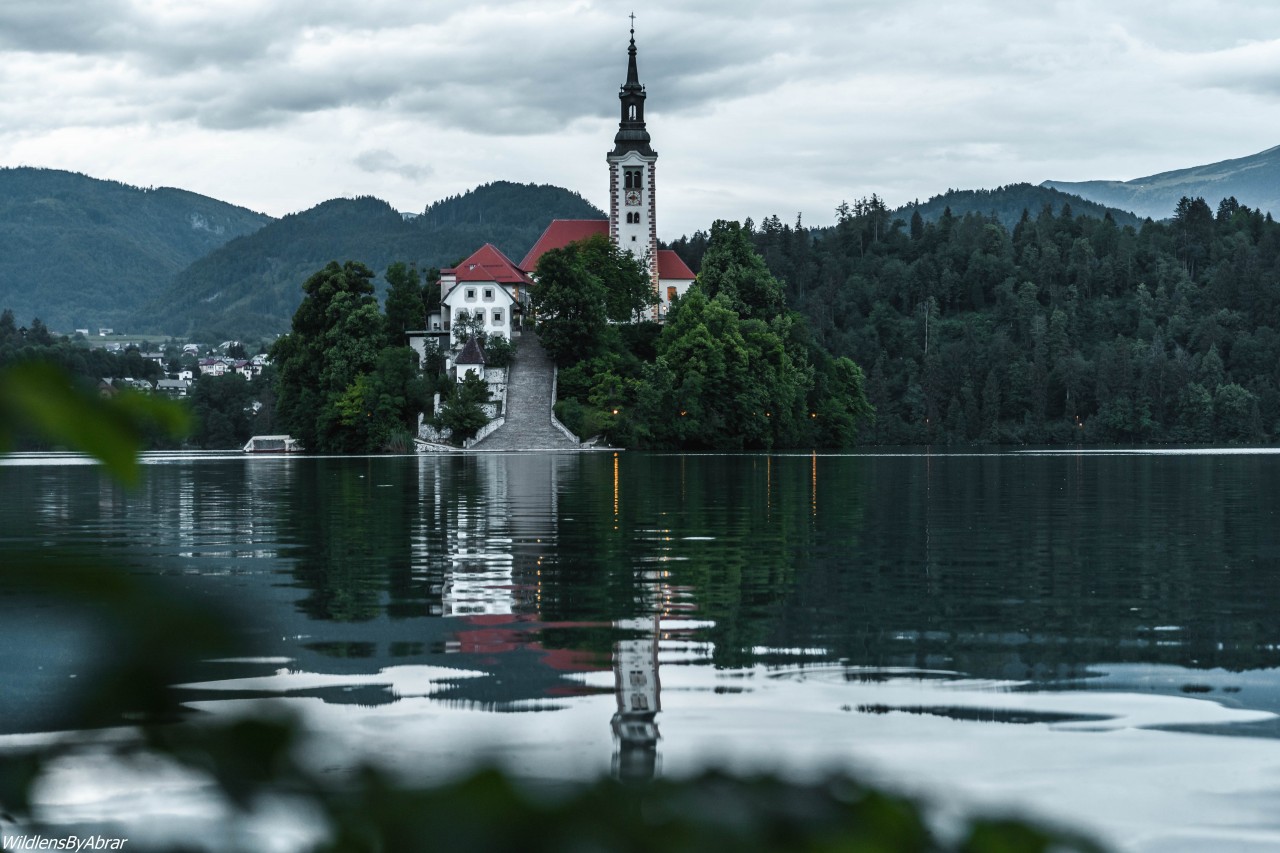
[2,1,1277,238]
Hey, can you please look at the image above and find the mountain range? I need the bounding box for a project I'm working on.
[1,144,1275,338]
[0,167,268,332]
[144,183,602,339]
[1043,145,1280,221]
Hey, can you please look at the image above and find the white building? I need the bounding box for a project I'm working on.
[429,243,527,344]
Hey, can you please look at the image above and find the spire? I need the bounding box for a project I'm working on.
[612,18,654,157]
[624,17,641,89]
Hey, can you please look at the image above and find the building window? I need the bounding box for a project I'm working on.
[624,168,642,190]
[667,286,677,303]
[465,288,475,300]
[483,288,493,300]
[493,310,503,324]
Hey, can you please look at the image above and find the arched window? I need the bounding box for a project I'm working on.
[628,104,637,120]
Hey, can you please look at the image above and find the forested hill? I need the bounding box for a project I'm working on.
[1044,144,1280,221]
[667,186,1141,271]
[675,194,1280,444]
[144,181,603,339]
[0,167,270,332]
[900,184,1142,230]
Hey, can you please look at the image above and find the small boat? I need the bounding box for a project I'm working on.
[243,435,303,454]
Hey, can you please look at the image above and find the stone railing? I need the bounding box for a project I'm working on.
[464,417,505,449]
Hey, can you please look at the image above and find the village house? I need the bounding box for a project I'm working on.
[156,379,192,397]
[198,357,231,377]
[426,243,528,342]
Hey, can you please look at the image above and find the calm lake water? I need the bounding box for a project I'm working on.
[4,449,1280,851]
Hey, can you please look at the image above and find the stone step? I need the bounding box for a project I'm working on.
[471,333,579,451]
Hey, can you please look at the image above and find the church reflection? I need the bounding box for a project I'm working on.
[421,451,669,780]
[612,613,662,781]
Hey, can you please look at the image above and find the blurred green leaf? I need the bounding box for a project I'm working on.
[0,362,189,484]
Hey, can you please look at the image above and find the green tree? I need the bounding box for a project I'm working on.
[190,373,256,449]
[531,234,654,365]
[384,262,425,342]
[1214,383,1259,440]
[697,220,786,320]
[452,309,487,346]
[574,233,656,322]
[532,245,608,365]
[272,261,387,452]
[436,373,492,442]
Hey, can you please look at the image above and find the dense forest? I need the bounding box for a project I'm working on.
[539,228,873,450]
[670,194,1280,444]
[0,167,269,332]
[0,308,164,384]
[895,183,1141,231]
[271,261,438,453]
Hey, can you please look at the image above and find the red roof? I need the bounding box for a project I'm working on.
[519,219,609,271]
[657,249,695,281]
[444,243,531,285]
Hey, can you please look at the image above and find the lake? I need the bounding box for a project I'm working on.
[3,449,1280,851]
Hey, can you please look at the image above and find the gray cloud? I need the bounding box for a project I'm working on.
[354,149,432,181]
[2,1,1278,235]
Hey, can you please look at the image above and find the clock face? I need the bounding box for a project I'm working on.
[625,190,640,206]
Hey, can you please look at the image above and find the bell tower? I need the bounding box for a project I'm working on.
[607,20,659,302]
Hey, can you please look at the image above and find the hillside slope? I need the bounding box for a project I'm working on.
[901,183,1143,230]
[146,181,604,339]
[0,168,270,331]
[1043,145,1280,220]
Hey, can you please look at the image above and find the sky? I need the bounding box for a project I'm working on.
[2,0,1278,239]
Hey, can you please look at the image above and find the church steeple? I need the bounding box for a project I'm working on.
[612,23,654,157]
[607,20,660,314]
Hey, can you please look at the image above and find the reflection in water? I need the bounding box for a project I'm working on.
[612,615,661,781]
[10,450,1280,849]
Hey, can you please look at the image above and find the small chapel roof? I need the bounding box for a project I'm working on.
[445,243,531,285]
[656,249,695,281]
[456,336,486,365]
[519,219,609,271]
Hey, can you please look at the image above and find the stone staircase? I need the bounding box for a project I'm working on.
[470,333,580,451]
